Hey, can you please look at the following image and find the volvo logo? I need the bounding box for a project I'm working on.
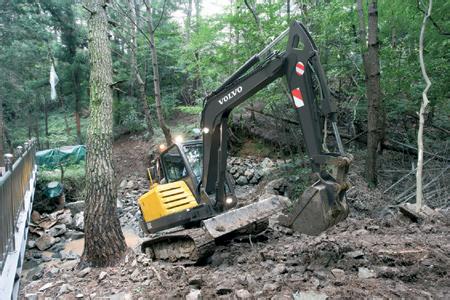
[218,86,243,105]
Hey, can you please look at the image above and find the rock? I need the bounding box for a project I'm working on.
[130,268,140,282]
[374,266,399,278]
[60,250,78,260]
[263,283,279,292]
[47,224,67,237]
[78,267,92,277]
[331,268,345,279]
[189,275,203,288]
[236,175,248,185]
[35,234,57,251]
[99,271,108,281]
[65,230,84,240]
[236,289,252,299]
[66,201,85,215]
[273,263,287,275]
[244,169,254,177]
[73,212,84,231]
[25,293,38,300]
[358,267,376,279]
[246,275,258,291]
[109,292,132,300]
[345,250,364,259]
[186,288,201,300]
[216,285,233,295]
[117,199,123,209]
[58,284,74,295]
[292,291,328,300]
[31,267,44,281]
[60,260,78,271]
[126,180,135,189]
[58,211,73,226]
[119,179,127,188]
[50,267,59,275]
[76,293,84,298]
[39,282,54,292]
[261,157,274,169]
[27,240,36,249]
[249,176,259,184]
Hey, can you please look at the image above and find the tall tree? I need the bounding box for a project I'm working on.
[82,0,126,267]
[416,0,433,211]
[127,0,154,136]
[185,0,193,43]
[144,0,172,145]
[357,0,383,186]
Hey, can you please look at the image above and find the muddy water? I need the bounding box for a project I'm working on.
[65,228,140,255]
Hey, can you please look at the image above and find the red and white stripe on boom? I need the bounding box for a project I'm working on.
[295,62,305,76]
[291,88,304,108]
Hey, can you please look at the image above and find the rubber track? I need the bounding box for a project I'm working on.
[141,228,215,265]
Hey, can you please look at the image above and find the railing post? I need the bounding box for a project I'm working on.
[4,154,13,172]
[15,146,23,158]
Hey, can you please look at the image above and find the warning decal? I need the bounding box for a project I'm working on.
[295,62,305,76]
[291,88,304,108]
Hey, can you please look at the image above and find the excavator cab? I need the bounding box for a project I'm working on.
[138,140,237,234]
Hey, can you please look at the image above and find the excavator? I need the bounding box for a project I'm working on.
[137,21,352,264]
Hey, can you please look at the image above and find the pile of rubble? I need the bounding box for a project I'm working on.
[25,204,85,281]
[228,156,277,185]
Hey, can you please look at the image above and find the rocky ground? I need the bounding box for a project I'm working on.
[19,136,450,299]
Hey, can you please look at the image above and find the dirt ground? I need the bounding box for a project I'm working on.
[20,132,450,299]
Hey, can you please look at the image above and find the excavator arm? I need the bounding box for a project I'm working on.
[200,21,350,218]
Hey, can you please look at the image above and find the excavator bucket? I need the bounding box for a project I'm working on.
[279,155,352,235]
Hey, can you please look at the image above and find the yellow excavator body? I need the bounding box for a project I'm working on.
[138,181,198,222]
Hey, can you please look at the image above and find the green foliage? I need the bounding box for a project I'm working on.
[113,98,147,134]
[176,105,203,115]
[1,0,449,154]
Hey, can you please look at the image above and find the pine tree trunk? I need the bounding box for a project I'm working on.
[357,0,383,186]
[128,0,154,136]
[82,0,127,267]
[145,0,172,145]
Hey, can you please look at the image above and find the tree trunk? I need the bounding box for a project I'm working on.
[73,64,83,144]
[357,0,383,186]
[195,0,201,32]
[416,0,433,212]
[145,0,172,145]
[43,97,50,149]
[82,0,126,267]
[185,0,193,43]
[128,0,154,136]
[287,0,290,23]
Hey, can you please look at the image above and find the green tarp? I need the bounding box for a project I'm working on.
[36,145,85,169]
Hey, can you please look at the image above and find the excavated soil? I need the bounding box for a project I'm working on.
[19,133,450,299]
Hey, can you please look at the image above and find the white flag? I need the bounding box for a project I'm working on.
[50,63,59,101]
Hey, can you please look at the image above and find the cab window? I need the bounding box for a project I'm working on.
[161,146,187,182]
[183,144,203,182]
